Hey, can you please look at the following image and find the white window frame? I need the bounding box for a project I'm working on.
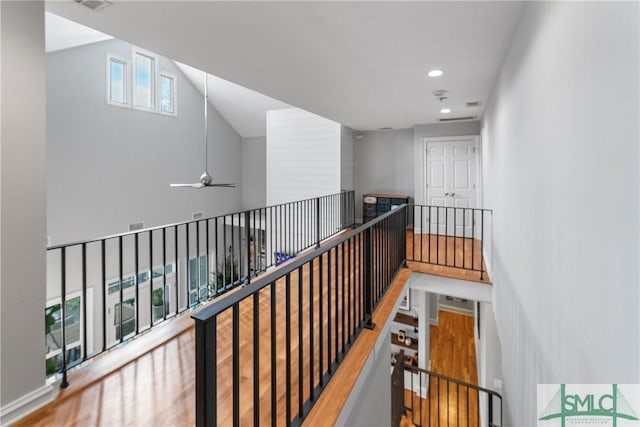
[45,291,84,379]
[132,47,158,112]
[158,72,178,116]
[106,54,130,108]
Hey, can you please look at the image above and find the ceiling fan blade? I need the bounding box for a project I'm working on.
[205,183,236,188]
[170,183,205,188]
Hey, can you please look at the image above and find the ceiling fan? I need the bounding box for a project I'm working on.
[170,72,236,189]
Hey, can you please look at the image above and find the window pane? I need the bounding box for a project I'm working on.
[65,296,81,346]
[45,303,62,354]
[199,256,207,287]
[109,59,125,104]
[160,75,174,113]
[134,53,153,109]
[189,258,198,291]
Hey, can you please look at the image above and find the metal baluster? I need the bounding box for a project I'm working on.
[253,292,260,427]
[232,304,240,427]
[285,274,292,425]
[135,234,140,334]
[298,266,304,418]
[309,260,315,400]
[118,236,123,342]
[82,243,88,361]
[60,247,69,388]
[270,282,277,426]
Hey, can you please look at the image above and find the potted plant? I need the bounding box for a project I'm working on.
[210,255,239,292]
[152,288,164,321]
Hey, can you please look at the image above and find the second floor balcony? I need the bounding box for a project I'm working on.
[28,191,495,427]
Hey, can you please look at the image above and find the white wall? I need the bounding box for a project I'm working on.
[47,39,242,245]
[0,1,54,421]
[266,108,341,205]
[241,136,266,210]
[353,128,414,221]
[340,126,354,191]
[475,302,503,426]
[482,3,639,425]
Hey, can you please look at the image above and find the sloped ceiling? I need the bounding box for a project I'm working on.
[175,62,292,138]
[46,1,524,131]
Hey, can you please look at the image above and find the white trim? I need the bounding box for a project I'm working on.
[0,383,59,426]
[106,53,130,108]
[132,47,158,112]
[45,291,83,360]
[158,71,178,117]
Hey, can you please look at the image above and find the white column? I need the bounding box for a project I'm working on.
[0,1,54,424]
[416,289,430,370]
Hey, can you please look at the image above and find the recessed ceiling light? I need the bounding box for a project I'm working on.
[440,108,451,114]
[428,69,444,78]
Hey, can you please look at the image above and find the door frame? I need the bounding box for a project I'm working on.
[421,135,482,210]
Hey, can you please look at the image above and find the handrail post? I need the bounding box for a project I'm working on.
[195,318,217,427]
[316,197,321,248]
[245,210,251,284]
[363,227,375,330]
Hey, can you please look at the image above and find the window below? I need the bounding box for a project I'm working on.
[45,295,82,376]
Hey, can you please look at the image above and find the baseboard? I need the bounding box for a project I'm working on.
[0,382,59,425]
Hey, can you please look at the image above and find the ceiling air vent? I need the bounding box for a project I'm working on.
[74,0,113,12]
[129,222,144,231]
[439,116,476,122]
[378,127,393,130]
[466,101,482,108]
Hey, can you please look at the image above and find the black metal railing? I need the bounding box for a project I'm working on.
[391,349,406,427]
[45,191,355,388]
[192,205,408,427]
[396,364,502,427]
[406,205,493,280]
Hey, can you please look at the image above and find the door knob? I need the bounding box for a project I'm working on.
[451,192,455,197]
[444,192,449,196]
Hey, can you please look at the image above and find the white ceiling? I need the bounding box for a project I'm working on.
[174,62,292,138]
[46,1,524,131]
[45,11,112,53]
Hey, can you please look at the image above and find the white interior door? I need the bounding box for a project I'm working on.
[425,138,478,237]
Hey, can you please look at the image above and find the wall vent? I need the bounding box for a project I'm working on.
[129,222,144,231]
[74,0,113,12]
[466,101,482,108]
[192,212,204,220]
[439,116,476,122]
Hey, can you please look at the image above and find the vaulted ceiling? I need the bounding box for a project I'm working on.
[46,1,524,131]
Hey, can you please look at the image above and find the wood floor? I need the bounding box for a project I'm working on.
[406,231,491,284]
[402,311,479,427]
[17,233,488,427]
